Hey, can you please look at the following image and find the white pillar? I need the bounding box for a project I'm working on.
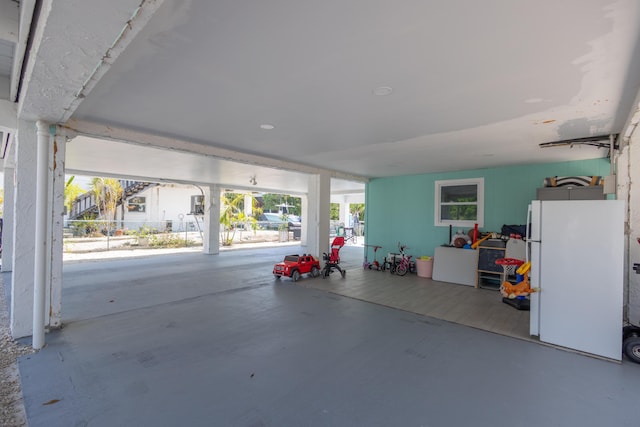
[32,121,50,349]
[2,165,15,272]
[623,129,640,325]
[11,120,37,339]
[304,172,331,257]
[48,127,65,329]
[339,196,349,227]
[244,194,252,217]
[203,185,220,255]
[300,194,308,246]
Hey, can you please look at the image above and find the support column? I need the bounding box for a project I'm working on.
[623,128,640,325]
[339,196,349,227]
[48,127,66,329]
[299,194,308,246]
[32,121,50,349]
[2,165,15,272]
[11,120,37,339]
[203,185,220,255]
[304,172,331,257]
[244,194,253,217]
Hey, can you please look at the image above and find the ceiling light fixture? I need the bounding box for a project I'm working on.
[260,124,275,130]
[373,86,393,96]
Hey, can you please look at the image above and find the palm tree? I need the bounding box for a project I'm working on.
[64,176,84,214]
[91,178,123,233]
[219,192,261,245]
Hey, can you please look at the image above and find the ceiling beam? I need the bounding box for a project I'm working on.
[64,119,370,184]
[17,0,165,122]
[0,98,16,132]
[9,0,35,101]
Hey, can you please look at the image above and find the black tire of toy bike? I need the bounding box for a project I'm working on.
[396,264,408,276]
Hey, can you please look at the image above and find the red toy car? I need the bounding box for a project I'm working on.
[273,254,321,282]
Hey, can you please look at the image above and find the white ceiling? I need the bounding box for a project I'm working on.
[5,0,640,191]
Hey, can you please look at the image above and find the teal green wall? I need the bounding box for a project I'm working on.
[364,158,610,260]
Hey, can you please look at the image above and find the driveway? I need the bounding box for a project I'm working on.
[16,245,640,426]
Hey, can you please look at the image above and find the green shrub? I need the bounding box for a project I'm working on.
[148,234,195,248]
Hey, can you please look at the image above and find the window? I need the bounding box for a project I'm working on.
[191,195,204,214]
[434,178,484,227]
[127,196,146,213]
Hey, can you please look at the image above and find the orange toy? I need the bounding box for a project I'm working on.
[500,274,538,299]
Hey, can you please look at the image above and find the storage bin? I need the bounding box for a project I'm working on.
[416,257,433,278]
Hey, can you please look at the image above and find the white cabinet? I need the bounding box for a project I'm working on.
[432,246,478,287]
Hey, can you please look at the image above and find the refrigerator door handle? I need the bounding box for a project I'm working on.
[525,204,532,262]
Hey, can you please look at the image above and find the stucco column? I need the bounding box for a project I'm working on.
[299,194,308,246]
[203,185,220,254]
[244,194,253,217]
[48,127,66,329]
[11,120,37,339]
[304,172,331,257]
[2,164,15,272]
[623,129,640,325]
[32,121,51,349]
[340,197,350,228]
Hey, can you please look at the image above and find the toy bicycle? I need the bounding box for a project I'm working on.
[387,243,413,276]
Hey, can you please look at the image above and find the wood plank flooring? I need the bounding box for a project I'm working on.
[297,261,534,343]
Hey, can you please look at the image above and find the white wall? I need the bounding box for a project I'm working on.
[620,128,640,325]
[123,183,201,231]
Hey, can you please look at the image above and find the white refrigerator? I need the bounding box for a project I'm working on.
[527,200,624,361]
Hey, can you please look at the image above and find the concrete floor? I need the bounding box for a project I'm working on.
[14,245,640,426]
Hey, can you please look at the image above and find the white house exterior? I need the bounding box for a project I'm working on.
[120,183,204,233]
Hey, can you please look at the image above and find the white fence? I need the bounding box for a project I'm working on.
[63,219,203,253]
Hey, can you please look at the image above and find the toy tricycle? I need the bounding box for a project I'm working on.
[273,254,321,282]
[322,236,346,278]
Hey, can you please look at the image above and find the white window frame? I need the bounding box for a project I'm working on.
[434,178,484,227]
[127,196,146,213]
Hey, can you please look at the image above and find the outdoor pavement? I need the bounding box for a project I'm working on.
[62,240,301,262]
[13,243,640,426]
[61,229,360,262]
